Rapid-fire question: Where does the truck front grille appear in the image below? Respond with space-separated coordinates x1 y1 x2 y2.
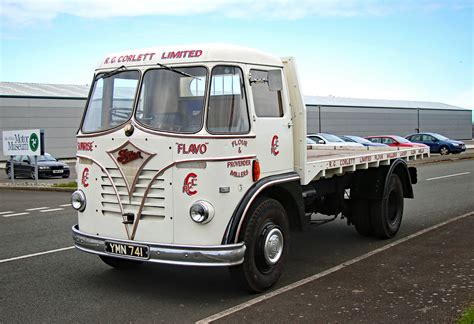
100 168 166 219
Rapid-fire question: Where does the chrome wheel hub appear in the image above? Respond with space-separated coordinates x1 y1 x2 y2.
263 228 284 266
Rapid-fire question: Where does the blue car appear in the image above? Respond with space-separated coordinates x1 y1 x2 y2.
340 135 388 147
405 132 466 155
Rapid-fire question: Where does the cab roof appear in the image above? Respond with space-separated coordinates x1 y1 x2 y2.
96 44 283 70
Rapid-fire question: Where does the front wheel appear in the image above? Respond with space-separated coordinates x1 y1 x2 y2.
99 255 143 269
229 197 289 293
439 146 449 155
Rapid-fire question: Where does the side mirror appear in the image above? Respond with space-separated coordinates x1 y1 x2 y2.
267 70 282 91
318 140 325 144
23 159 30 164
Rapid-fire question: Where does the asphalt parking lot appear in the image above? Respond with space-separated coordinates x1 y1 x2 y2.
0 157 473 323
207 212 473 323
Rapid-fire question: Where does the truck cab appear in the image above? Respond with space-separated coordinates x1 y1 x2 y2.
73 45 297 263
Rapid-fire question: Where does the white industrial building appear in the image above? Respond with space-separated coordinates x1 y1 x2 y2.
0 82 88 161
1 82 472 160
305 96 472 140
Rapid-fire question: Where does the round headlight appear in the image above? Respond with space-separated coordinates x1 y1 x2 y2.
189 201 214 224
71 190 86 212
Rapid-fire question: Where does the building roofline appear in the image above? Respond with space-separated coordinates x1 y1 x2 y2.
0 94 87 100
304 95 470 111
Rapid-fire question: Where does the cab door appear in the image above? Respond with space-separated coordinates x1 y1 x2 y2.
248 68 293 177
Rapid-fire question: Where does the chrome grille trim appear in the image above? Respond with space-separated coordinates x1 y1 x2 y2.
100 167 166 220
76 154 131 239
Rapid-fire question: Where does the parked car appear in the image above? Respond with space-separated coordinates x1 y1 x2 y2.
340 135 389 147
365 135 427 148
6 153 70 179
307 133 364 147
405 132 466 155
306 137 317 149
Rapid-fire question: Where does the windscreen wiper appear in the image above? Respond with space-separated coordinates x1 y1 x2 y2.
156 62 200 80
94 65 127 81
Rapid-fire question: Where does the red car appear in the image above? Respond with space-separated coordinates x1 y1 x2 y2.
365 135 428 148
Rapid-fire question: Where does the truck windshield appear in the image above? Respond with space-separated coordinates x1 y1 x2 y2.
82 70 140 133
136 67 207 133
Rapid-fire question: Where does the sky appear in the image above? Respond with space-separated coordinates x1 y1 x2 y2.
0 0 473 114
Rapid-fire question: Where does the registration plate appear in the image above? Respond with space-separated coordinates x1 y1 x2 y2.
53 170 63 174
105 241 149 259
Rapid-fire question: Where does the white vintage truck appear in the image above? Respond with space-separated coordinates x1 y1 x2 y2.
71 44 429 292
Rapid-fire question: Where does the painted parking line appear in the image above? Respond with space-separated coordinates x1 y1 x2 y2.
196 211 474 324
39 208 64 213
426 172 470 181
0 211 14 215
3 212 30 218
59 204 71 207
0 246 75 264
26 207 50 211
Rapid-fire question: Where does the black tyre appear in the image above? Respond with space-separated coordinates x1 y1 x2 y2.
439 146 449 155
30 169 35 179
6 167 13 179
229 197 289 293
351 199 372 237
99 255 143 269
370 174 404 239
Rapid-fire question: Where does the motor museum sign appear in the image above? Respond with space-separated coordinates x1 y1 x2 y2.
2 129 43 156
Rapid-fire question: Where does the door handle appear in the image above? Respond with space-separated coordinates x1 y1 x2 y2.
287 121 294 128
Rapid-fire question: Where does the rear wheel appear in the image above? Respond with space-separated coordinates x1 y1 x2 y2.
99 255 143 269
30 169 36 179
351 199 372 236
229 197 289 293
6 167 14 179
370 174 404 239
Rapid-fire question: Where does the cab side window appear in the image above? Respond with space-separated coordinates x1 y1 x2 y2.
250 69 283 117
207 66 250 134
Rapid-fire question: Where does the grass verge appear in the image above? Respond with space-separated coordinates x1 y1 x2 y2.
52 181 77 189
458 304 474 324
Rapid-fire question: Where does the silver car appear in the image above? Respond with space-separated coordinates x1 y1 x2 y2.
307 133 364 147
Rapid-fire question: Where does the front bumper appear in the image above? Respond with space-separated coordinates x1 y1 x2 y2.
450 145 466 153
72 225 245 267
39 169 70 178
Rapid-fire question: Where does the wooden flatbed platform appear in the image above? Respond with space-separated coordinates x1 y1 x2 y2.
302 145 430 184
